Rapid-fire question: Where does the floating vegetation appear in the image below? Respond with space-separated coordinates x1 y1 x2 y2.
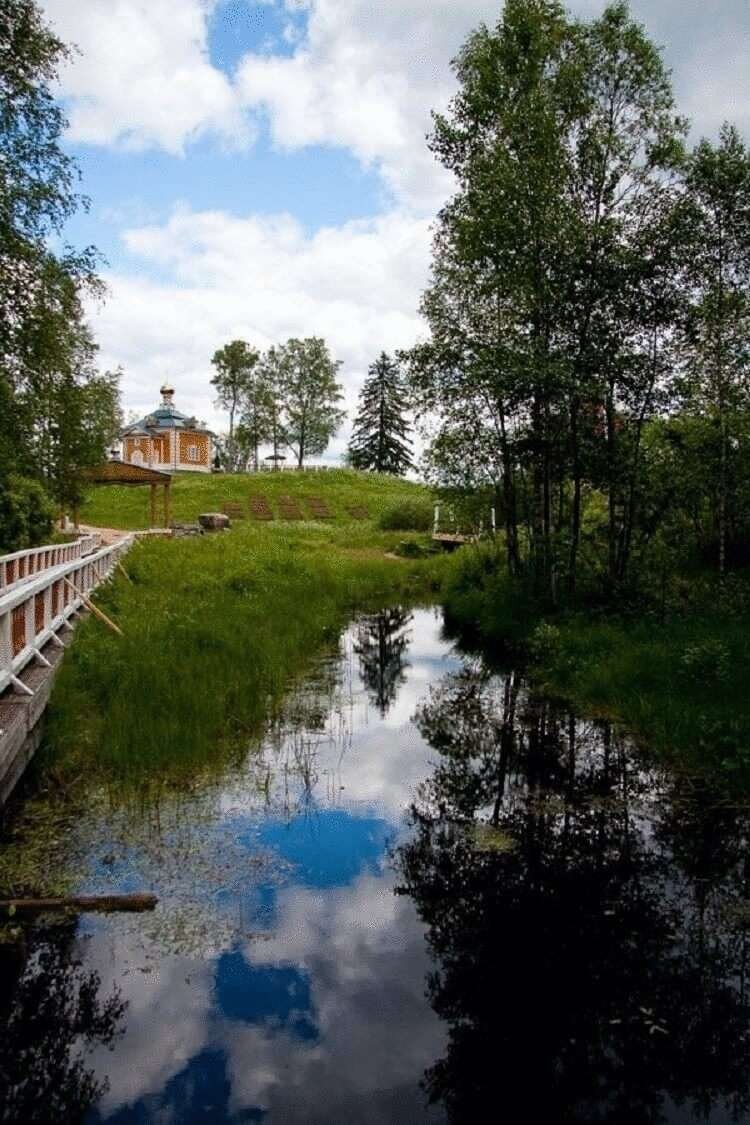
470 822 515 854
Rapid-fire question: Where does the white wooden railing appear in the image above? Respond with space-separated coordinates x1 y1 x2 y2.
0 537 133 697
0 533 102 596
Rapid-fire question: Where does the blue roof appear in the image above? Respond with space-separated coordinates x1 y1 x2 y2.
122 400 214 436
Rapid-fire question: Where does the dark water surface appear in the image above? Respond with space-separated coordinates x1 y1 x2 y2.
2 607 750 1123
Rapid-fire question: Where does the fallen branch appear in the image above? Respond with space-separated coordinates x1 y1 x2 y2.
0 893 158 916
63 577 123 637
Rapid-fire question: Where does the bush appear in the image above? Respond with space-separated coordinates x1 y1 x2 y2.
0 475 55 552
378 499 433 532
394 538 433 559
679 639 731 685
528 621 563 664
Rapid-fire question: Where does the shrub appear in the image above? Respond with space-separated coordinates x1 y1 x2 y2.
679 639 731 685
528 621 563 664
395 538 432 559
0 475 55 552
378 499 433 532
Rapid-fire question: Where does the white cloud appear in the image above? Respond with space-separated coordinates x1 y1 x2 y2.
41 0 498 207
235 0 498 212
222 870 446 1122
84 930 214 1114
89 204 432 444
40 0 247 153
40 0 750 198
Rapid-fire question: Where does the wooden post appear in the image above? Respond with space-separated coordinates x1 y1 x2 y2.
150 483 156 528
63 577 123 637
164 480 171 528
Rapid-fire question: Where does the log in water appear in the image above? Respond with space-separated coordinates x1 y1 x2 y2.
0 893 158 915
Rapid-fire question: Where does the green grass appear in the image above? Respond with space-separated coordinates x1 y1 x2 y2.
43 490 449 786
529 613 750 768
441 542 750 778
79 468 430 530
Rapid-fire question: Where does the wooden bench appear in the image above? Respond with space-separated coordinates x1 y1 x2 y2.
307 496 333 519
346 505 369 520
249 496 274 521
278 495 304 520
221 502 244 520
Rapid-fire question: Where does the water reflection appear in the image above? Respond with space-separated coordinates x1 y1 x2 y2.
0 922 125 1122
1 608 453 1124
2 612 750 1123
397 660 750 1124
354 608 414 716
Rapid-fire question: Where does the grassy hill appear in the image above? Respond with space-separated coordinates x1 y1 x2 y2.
80 468 431 531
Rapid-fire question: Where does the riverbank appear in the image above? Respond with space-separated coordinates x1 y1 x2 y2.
441 544 750 777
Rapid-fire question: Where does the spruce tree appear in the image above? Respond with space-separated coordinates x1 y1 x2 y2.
348 352 413 474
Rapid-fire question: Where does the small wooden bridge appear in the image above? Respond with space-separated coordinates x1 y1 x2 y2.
431 504 496 549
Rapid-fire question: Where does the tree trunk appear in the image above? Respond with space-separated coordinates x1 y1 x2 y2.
498 406 520 576
569 396 582 599
605 380 618 588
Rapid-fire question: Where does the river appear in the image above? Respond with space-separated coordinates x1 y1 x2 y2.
1 607 750 1123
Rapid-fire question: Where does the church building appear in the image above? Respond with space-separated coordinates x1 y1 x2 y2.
121 385 214 473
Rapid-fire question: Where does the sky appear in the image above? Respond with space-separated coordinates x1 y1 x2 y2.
40 0 750 459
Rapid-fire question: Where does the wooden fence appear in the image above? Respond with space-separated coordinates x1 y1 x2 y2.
0 536 132 697
0 533 102 596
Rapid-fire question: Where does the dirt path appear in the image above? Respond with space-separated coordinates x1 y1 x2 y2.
77 523 132 546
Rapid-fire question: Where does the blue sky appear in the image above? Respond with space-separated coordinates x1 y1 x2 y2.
40 0 750 455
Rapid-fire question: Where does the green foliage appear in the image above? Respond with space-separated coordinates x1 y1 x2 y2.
394 538 433 559
211 339 261 467
407 0 704 596
348 352 413 475
274 337 346 467
0 0 116 541
678 639 731 686
528 621 562 665
378 498 433 531
0 474 54 551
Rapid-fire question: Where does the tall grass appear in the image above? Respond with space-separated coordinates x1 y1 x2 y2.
42 520 448 784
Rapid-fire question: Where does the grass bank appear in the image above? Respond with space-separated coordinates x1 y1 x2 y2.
79 468 429 530
43 495 447 785
441 542 750 775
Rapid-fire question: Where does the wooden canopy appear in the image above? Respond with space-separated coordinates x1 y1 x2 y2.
80 460 172 528
81 461 172 485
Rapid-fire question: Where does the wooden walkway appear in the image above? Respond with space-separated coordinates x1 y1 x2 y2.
432 532 477 548
0 626 74 807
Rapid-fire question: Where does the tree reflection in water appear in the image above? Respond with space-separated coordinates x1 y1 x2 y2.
397 661 750 1123
354 608 413 717
0 922 125 1123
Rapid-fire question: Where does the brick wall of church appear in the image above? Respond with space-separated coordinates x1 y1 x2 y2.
178 431 210 469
